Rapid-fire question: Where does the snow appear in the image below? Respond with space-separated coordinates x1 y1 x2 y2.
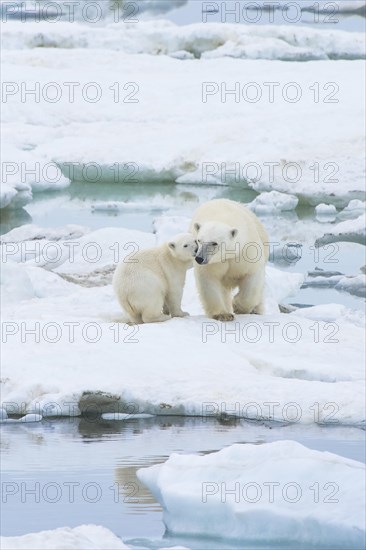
0 179 32 210
1 224 89 243
0 224 364 425
169 50 195 60
0 525 129 550
2 20 365 60
1 21 364 209
153 216 191 243
0 226 155 272
264 265 304 311
1 143 70 208
292 303 366 327
342 199 366 213
137 440 366 547
0 409 43 424
334 274 366 297
248 190 298 214
316 213 366 246
303 269 366 298
315 203 337 216
0 261 75 304
1 4 364 546
0 184 18 210
333 214 366 235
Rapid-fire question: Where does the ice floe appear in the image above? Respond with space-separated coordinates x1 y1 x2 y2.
138 440 366 548
248 190 299 214
0 525 129 550
2 20 365 60
1 21 364 209
0 225 364 425
316 214 366 246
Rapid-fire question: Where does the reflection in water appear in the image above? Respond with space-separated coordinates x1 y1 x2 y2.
21 181 257 234
114 461 163 514
1 415 365 545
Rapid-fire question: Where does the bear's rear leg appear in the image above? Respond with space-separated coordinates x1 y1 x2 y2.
142 300 171 323
142 313 171 324
127 314 142 325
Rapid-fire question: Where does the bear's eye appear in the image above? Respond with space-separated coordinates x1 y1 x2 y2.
212 242 218 247
184 244 188 248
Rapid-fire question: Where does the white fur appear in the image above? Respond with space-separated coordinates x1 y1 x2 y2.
113 233 197 324
191 199 269 321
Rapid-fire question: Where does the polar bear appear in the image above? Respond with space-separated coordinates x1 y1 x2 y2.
113 233 198 324
190 199 269 322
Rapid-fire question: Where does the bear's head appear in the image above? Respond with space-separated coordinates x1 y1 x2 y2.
168 233 199 262
193 222 238 265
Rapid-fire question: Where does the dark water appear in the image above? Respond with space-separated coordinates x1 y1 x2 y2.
1 416 365 547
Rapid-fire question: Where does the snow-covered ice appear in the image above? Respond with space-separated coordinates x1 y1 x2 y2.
303 272 366 297
332 214 366 236
334 274 366 297
2 19 365 60
1 224 89 243
316 213 366 246
342 199 366 214
0 184 18 210
138 440 366 547
1 143 70 208
1 2 365 547
0 408 43 423
153 216 191 243
0 224 364 425
291 303 365 327
315 203 338 216
1 20 365 209
248 190 298 214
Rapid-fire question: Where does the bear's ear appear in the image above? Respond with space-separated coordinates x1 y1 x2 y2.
230 228 238 239
193 223 201 233
168 242 176 250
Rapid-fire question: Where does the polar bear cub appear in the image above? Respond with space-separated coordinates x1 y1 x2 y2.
113 233 198 324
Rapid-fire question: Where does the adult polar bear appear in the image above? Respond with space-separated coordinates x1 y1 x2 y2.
191 199 269 322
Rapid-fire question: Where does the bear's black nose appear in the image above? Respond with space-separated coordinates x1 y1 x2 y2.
195 256 205 264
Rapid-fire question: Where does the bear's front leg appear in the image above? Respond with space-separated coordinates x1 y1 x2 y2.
233 271 265 314
195 268 234 322
165 288 189 318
